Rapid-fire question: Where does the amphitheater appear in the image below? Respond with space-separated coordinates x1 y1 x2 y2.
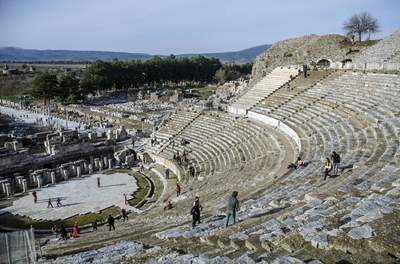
35 30 400 263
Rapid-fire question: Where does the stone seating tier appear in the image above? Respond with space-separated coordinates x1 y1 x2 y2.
353 30 400 63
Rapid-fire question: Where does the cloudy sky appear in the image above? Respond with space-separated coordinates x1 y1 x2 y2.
0 0 399 54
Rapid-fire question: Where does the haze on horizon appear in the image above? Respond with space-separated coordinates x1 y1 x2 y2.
0 0 399 55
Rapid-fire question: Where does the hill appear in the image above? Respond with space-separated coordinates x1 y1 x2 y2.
180 44 272 63
0 47 153 62
251 34 373 81
0 45 271 63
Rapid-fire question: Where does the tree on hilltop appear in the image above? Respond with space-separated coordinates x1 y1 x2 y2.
343 12 380 41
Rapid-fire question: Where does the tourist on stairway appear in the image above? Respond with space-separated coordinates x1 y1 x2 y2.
225 191 240 228
331 151 341 176
51 225 59 239
193 196 203 224
108 214 116 231
190 202 201 228
121 208 128 221
176 182 181 196
324 157 332 180
72 223 81 238
92 220 98 231
60 224 68 240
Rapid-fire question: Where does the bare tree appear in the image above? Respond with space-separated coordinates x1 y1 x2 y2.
343 12 380 41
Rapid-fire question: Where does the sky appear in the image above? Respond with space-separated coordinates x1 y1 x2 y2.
0 0 399 54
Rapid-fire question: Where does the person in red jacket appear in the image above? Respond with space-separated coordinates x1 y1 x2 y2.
71 223 80 238
176 182 181 197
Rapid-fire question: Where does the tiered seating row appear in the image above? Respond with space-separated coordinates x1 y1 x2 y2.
228 66 299 115
153 112 287 182
251 71 400 199
353 30 400 63
155 110 200 139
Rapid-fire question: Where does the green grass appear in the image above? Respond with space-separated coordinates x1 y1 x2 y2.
128 171 150 207
189 86 217 100
143 169 167 202
0 206 121 230
0 169 151 230
339 39 380 49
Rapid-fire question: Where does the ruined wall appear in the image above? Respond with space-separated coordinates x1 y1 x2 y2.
251 34 367 82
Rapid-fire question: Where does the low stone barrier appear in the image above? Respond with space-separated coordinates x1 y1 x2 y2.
247 111 301 154
147 153 185 182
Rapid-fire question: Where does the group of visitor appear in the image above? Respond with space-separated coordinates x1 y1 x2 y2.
323 151 341 180
287 151 343 181
173 149 190 167
189 191 240 229
47 197 62 208
52 223 80 240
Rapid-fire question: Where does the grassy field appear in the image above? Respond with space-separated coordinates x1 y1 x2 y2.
189 86 217 100
0 169 151 230
128 171 150 207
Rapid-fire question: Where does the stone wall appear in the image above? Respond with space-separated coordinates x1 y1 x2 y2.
251 34 368 82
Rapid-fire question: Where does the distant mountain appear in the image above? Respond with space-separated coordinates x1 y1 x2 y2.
180 44 272 63
0 47 152 62
0 44 271 63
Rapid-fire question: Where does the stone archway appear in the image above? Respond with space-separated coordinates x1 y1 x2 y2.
316 58 331 68
341 59 352 67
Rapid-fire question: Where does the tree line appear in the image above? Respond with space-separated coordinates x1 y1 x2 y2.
30 55 252 103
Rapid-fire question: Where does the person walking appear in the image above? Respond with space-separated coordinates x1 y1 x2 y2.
331 151 341 176
60 224 68 240
193 196 203 224
225 191 239 228
303 64 308 78
190 203 201 228
71 223 80 238
47 198 54 208
92 221 98 231
121 208 128 222
32 191 37 203
56 197 62 207
124 194 128 205
107 214 115 231
51 225 59 239
324 157 332 180
176 182 181 197
97 177 101 188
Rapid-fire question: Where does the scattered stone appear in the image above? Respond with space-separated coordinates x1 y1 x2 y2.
348 224 374 240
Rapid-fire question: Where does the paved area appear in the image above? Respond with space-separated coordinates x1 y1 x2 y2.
0 173 138 221
0 105 83 131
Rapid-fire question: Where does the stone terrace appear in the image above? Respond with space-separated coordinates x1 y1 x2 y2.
353 30 400 64
228 66 300 115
